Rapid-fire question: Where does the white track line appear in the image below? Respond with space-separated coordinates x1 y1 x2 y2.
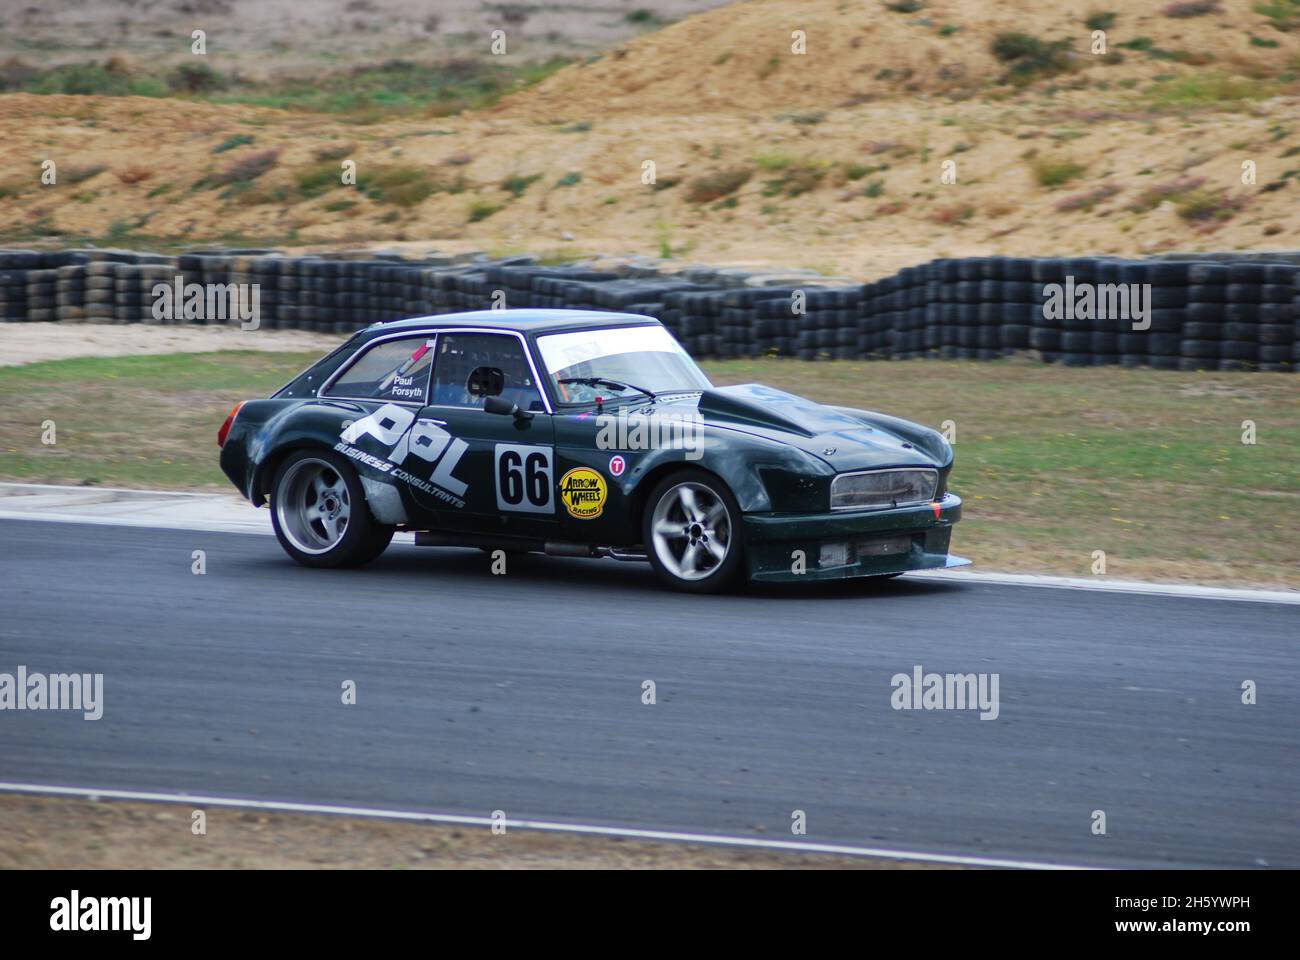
908 569 1300 604
0 781 1093 871
0 509 274 536
0 481 213 499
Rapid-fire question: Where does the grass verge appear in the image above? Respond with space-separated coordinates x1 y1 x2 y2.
0 351 312 489
3 58 574 120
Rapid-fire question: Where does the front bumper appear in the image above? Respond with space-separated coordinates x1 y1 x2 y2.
742 493 967 582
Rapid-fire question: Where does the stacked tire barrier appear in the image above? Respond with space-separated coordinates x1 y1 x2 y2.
1 248 1297 372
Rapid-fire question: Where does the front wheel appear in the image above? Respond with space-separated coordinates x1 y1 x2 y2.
642 469 745 593
270 450 394 568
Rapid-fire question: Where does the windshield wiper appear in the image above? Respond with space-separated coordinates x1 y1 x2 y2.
559 376 657 400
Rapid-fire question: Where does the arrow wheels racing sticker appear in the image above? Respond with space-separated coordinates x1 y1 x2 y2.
559 467 607 519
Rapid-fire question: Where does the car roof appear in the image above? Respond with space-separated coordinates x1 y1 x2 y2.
370 309 661 336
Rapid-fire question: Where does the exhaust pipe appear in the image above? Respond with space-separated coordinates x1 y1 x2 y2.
543 542 598 557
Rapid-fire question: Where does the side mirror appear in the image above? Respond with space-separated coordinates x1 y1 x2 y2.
466 366 505 398
484 395 533 421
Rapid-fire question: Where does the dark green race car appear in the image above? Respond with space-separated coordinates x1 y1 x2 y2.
218 309 967 592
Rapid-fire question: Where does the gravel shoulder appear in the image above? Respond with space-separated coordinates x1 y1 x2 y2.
0 323 345 368
0 793 939 870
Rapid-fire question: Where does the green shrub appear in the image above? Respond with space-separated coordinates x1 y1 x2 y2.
1149 73 1268 107
762 161 825 197
211 150 278 186
501 173 541 198
212 134 254 154
1172 188 1245 221
18 62 165 96
468 199 504 222
294 162 344 198
754 152 794 171
1254 0 1300 31
6 56 573 120
1162 1 1221 16
1129 175 1206 211
357 165 439 207
991 33 1074 84
686 168 751 203
168 62 227 93
1032 157 1086 187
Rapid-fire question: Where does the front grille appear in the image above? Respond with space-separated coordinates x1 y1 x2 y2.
829 468 938 511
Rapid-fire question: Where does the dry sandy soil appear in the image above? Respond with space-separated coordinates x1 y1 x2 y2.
0 793 941 869
0 322 342 366
2 0 1299 278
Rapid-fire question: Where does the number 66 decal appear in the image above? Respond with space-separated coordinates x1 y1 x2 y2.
494 443 553 513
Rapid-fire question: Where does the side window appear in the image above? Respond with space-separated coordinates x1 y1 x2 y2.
430 333 544 411
323 337 434 404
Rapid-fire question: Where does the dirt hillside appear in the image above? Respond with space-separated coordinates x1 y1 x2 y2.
495 0 1300 117
2 0 1299 279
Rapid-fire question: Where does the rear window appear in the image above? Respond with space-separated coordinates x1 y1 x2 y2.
322 337 434 404
272 337 360 399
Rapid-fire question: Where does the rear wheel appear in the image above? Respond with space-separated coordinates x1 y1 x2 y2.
271 450 393 568
643 469 744 593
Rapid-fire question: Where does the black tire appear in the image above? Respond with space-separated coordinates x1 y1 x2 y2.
1188 263 1229 285
270 449 394 568
1180 339 1221 359
642 468 745 594
1029 328 1060 350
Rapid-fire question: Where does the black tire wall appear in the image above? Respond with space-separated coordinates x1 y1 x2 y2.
2 248 1297 372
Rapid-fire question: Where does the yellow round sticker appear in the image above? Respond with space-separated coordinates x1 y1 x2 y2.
559 467 607 519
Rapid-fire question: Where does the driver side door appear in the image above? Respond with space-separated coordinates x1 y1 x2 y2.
406 330 557 538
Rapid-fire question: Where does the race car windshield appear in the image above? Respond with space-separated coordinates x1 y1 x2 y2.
537 325 711 404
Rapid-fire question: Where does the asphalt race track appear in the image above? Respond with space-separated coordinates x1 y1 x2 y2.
1 518 1296 868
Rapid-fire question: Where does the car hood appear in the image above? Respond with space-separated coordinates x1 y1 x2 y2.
655 383 944 472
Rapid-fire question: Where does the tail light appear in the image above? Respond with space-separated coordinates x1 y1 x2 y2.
217 402 246 449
